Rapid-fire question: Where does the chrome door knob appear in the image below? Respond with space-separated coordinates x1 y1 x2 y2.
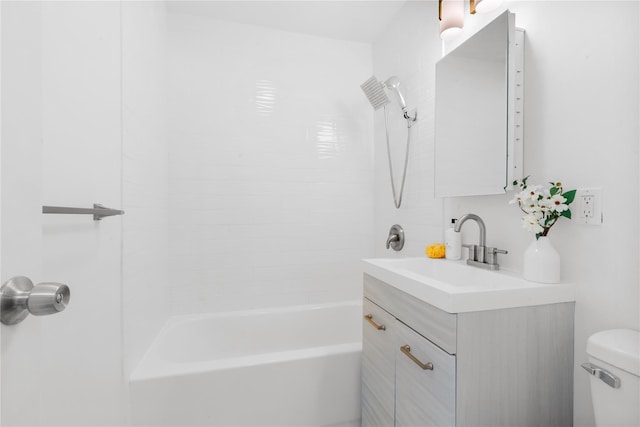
0 276 70 325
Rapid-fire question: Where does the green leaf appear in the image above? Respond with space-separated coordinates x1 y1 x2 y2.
563 189 577 204
550 187 559 196
561 209 572 219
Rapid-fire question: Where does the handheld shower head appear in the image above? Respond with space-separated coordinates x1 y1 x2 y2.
360 75 416 122
382 76 408 112
360 75 418 210
383 76 401 89
360 76 390 110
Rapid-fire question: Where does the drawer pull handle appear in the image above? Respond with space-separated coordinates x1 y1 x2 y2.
364 314 386 330
400 345 434 370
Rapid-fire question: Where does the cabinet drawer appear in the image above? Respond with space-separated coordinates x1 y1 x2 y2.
395 321 456 427
364 273 457 354
362 299 395 427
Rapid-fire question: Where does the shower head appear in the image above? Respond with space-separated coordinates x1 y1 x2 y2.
360 76 390 110
361 75 415 122
383 76 401 90
382 76 408 112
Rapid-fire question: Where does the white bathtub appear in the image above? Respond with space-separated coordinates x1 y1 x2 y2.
129 301 362 426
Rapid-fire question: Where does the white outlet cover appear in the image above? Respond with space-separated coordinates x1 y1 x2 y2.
575 187 603 225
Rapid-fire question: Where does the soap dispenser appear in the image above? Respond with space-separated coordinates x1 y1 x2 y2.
445 218 461 260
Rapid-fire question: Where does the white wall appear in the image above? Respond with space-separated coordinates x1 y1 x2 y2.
373 0 443 257
121 0 169 381
374 1 639 426
2 2 126 425
166 12 375 314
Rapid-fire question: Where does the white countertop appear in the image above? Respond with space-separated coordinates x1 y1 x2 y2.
362 257 575 314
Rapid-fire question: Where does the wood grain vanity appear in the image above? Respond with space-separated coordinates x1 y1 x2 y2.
362 273 574 427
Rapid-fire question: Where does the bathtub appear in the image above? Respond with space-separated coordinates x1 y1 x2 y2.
129 301 362 426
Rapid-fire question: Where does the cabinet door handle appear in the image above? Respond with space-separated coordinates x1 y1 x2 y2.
364 314 386 330
400 345 434 370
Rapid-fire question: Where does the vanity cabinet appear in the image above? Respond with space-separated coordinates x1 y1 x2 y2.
362 299 395 426
395 321 456 426
362 273 574 427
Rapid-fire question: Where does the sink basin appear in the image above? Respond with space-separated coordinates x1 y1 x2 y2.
362 257 575 313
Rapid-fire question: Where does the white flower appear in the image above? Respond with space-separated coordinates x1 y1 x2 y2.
524 185 543 199
509 189 529 205
531 209 544 221
548 194 568 212
510 178 574 237
537 197 552 212
521 214 545 234
521 199 542 214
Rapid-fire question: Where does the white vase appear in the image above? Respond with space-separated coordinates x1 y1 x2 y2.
523 236 560 284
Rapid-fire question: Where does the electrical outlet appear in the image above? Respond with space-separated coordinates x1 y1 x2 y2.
575 188 603 225
582 195 595 218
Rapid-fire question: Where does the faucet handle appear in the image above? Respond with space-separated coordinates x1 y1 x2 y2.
386 234 399 250
486 247 508 265
489 248 508 255
462 244 477 261
386 224 405 251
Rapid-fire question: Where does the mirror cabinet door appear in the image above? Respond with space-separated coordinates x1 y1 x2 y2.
435 11 521 198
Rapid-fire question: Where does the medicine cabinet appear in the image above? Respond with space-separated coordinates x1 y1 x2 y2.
434 11 524 197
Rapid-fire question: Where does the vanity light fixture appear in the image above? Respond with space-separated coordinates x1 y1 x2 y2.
439 0 464 40
439 0 504 39
470 0 504 14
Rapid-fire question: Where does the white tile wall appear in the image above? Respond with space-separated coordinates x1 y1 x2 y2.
375 2 640 426
121 1 170 380
373 0 444 258
166 12 374 314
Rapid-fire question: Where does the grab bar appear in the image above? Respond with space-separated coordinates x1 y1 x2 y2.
43 204 124 221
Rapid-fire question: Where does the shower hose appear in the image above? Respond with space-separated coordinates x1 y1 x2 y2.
383 106 415 209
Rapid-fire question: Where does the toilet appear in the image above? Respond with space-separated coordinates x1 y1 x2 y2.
583 329 640 426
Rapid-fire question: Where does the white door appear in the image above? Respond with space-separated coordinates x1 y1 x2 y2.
1 2 125 426
2 2 46 424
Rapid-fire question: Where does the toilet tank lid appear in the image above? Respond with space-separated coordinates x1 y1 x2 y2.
587 329 640 376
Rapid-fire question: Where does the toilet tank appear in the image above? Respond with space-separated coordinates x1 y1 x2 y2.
585 329 640 427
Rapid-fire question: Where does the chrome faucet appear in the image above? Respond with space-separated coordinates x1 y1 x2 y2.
455 213 486 262
454 213 507 270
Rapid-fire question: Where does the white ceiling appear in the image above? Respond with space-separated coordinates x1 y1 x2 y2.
165 0 409 43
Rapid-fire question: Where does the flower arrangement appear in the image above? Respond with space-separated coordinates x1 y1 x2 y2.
510 176 576 239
